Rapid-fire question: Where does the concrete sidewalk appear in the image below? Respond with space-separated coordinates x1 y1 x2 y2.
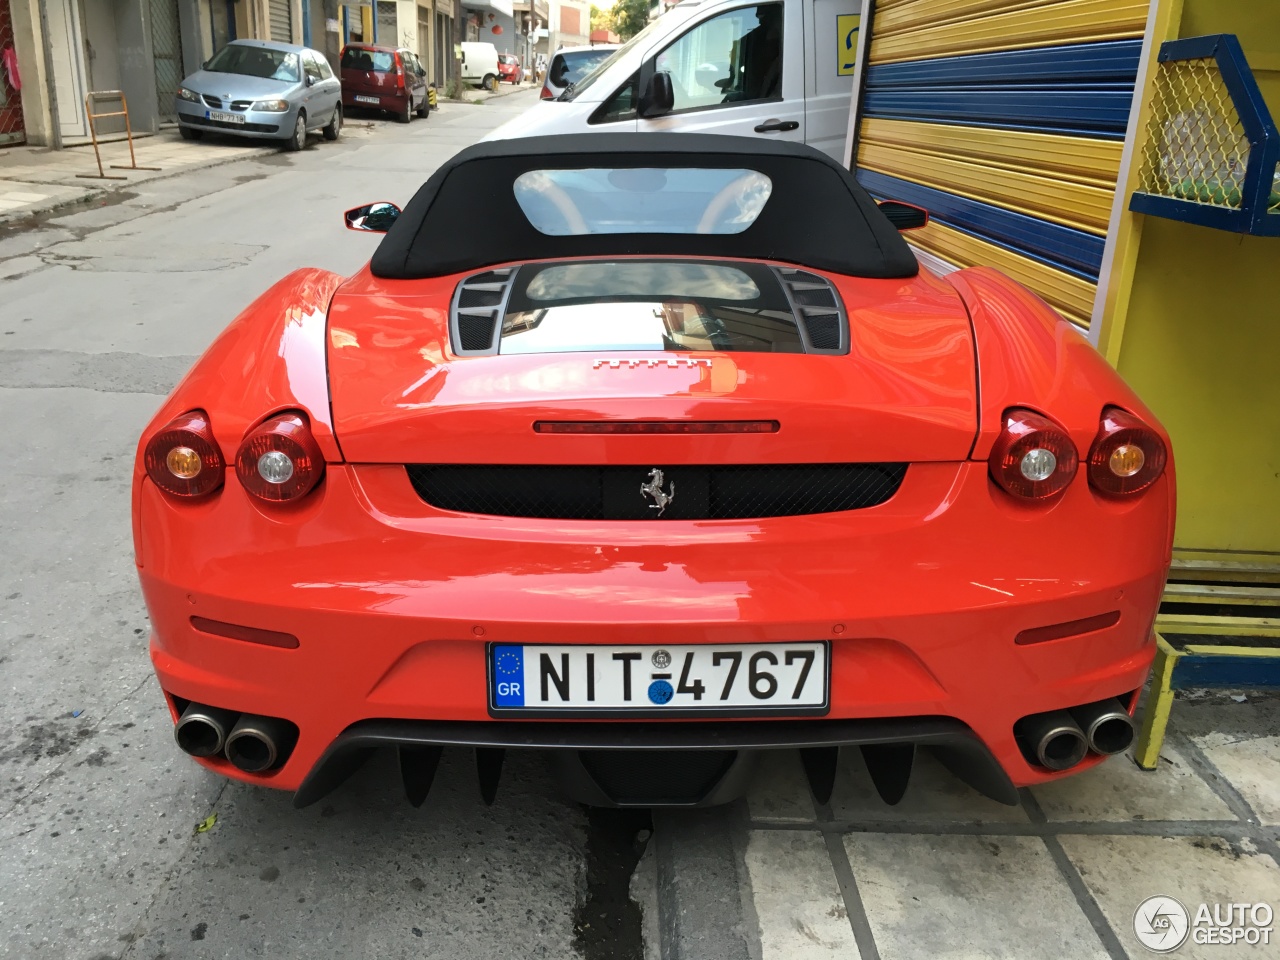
0 101 475 225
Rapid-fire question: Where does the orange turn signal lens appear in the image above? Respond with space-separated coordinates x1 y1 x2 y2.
166 446 203 479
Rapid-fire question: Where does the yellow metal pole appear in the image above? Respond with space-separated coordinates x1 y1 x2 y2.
1135 633 1180 770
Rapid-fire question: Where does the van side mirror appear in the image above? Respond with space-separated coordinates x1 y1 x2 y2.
344 201 402 233
640 72 674 118
877 200 929 231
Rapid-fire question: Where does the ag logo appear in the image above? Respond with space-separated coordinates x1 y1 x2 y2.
1134 896 1190 953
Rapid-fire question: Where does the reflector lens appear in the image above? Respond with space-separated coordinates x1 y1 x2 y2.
1019 448 1058 482
236 413 325 502
988 409 1078 500
1087 407 1167 496
257 450 295 484
144 411 225 498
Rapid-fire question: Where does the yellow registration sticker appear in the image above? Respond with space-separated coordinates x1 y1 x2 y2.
837 14 861 77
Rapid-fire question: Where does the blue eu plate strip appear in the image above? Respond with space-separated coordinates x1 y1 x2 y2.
491 645 525 707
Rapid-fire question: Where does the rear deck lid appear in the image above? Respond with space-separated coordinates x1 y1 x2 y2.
326 260 977 465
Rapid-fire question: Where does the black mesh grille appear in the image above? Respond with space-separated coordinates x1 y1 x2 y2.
791 287 837 307
458 287 504 308
803 313 841 350
579 750 736 804
405 463 907 520
457 312 497 351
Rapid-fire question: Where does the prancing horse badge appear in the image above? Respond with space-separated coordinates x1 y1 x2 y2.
640 468 676 516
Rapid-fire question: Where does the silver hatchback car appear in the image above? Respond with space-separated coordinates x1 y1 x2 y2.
175 40 343 151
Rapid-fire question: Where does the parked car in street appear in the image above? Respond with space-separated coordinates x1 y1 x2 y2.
494 0 858 160
340 43 430 123
541 44 619 100
175 39 342 151
137 134 1173 812
460 41 501 91
497 53 524 85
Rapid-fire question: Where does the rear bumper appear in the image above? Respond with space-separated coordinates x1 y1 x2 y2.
343 91 408 110
138 459 1172 802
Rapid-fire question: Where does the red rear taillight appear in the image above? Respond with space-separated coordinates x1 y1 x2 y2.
394 52 405 89
988 408 1079 500
144 411 225 498
1087 406 1167 497
235 413 325 503
540 83 554 100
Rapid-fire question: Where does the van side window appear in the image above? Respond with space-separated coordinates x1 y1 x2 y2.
590 73 639 124
653 3 783 113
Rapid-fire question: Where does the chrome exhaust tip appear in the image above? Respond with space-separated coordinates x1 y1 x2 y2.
225 714 298 773
1071 698 1136 756
1015 710 1088 771
174 704 239 758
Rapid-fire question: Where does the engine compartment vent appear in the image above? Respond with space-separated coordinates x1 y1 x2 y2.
775 269 849 355
451 269 516 355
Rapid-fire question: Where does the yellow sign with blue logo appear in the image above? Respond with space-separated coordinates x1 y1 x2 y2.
837 14 861 77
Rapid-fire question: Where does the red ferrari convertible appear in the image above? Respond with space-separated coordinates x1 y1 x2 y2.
134 135 1174 809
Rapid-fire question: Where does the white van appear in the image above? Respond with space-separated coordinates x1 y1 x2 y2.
486 0 860 160
460 41 501 91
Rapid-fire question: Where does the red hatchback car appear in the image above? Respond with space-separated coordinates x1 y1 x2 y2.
339 43 430 122
497 53 523 85
136 135 1173 811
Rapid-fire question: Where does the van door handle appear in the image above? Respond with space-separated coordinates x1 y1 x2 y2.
754 119 799 133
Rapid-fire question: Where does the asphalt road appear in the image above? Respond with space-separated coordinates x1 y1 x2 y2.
4 87 1279 960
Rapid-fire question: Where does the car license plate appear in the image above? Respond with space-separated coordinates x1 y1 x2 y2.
489 642 828 715
354 95 380 104
208 110 244 124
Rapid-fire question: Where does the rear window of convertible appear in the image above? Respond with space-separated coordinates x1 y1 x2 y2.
497 259 805 354
513 168 772 236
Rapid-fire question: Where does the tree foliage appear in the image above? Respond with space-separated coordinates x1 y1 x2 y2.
610 0 650 40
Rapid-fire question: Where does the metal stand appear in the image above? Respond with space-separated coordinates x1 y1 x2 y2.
76 90 161 180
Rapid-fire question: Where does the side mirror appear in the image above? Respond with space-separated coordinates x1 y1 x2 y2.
877 200 929 231
344 201 402 233
640 71 674 118
305 74 316 87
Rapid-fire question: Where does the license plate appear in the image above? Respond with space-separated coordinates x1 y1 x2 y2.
208 110 244 124
489 642 828 715
354 95 380 104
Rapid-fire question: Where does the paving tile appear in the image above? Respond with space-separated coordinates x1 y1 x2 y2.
1031 743 1236 822
1191 732 1280 825
747 751 817 822
828 747 1030 823
0 199 32 210
1061 834 1280 959
847 834 1108 960
745 830 861 959
0 191 48 202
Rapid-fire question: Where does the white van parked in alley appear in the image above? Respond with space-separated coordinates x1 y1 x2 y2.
460 41 501 91
486 0 861 160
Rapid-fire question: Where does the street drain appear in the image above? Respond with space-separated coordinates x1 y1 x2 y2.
573 807 652 960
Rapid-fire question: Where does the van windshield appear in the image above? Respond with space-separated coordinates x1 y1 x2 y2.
562 20 666 100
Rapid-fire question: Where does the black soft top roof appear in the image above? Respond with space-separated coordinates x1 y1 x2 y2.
370 133 918 280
